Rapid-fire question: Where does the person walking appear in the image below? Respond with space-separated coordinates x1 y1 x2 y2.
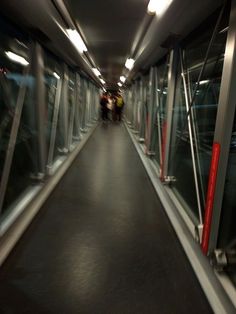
114 92 125 121
100 92 109 121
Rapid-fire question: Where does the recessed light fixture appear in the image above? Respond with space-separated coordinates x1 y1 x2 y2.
5 51 29 66
118 82 122 87
53 72 60 80
93 68 101 77
125 58 135 70
120 76 126 83
199 80 210 85
147 0 173 16
66 29 87 53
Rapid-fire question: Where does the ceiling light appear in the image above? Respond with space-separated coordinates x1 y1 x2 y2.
66 29 87 53
100 79 105 84
199 80 210 85
147 0 173 16
5 51 29 66
147 0 157 14
118 82 122 87
120 76 126 83
125 58 135 70
93 68 101 77
53 72 60 80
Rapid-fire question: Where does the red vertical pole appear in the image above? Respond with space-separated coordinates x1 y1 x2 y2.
201 142 221 255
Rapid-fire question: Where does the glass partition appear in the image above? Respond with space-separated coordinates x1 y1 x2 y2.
44 50 62 166
0 16 34 215
151 57 169 166
169 12 228 223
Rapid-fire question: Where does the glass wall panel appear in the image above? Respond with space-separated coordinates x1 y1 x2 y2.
151 56 169 166
0 16 36 215
44 50 62 165
169 11 228 223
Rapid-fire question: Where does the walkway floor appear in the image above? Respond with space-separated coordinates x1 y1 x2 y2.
0 123 213 313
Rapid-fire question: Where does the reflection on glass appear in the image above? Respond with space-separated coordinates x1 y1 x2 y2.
151 57 169 166
2 79 37 213
169 14 228 222
0 16 35 215
44 51 63 162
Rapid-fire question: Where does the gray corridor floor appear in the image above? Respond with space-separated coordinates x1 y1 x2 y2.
0 123 213 314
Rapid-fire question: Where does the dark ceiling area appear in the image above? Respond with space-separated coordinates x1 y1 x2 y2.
64 0 149 89
0 0 224 91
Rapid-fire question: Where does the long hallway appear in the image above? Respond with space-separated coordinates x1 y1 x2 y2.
0 123 212 314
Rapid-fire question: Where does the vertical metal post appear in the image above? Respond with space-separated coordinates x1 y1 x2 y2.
138 78 145 141
205 0 236 252
187 67 206 207
74 73 81 140
34 43 47 176
0 65 30 214
155 69 163 166
47 78 62 172
180 51 203 225
67 78 76 150
145 67 156 154
163 48 179 178
149 67 158 154
61 64 69 151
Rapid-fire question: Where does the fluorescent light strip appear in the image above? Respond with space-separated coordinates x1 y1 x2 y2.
147 0 173 15
5 51 29 66
66 29 87 53
100 79 105 84
125 58 135 70
120 76 126 83
118 82 122 87
147 0 157 14
93 68 101 77
199 80 210 85
53 72 60 80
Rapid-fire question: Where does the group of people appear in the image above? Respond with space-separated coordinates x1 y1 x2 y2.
100 92 125 122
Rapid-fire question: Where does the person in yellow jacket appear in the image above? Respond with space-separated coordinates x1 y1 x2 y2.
114 92 125 121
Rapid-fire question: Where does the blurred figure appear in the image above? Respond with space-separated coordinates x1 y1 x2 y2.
114 92 125 121
100 92 109 120
107 94 113 120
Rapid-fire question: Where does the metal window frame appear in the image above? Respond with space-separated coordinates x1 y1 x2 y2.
208 0 236 252
180 50 203 225
145 67 156 154
34 43 47 176
163 48 179 178
61 63 69 151
73 73 81 140
47 78 62 173
67 73 76 150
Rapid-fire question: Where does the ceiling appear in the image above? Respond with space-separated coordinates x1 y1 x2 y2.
0 0 224 91
63 0 149 90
